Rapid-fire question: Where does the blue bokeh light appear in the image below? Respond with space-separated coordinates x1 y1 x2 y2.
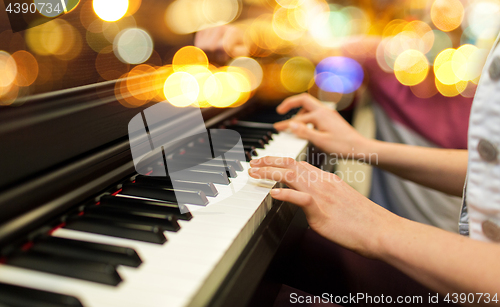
315 57 364 94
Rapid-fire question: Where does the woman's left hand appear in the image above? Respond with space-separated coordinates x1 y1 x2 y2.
249 156 400 258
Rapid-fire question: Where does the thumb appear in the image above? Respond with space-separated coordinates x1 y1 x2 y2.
289 121 325 144
270 188 321 223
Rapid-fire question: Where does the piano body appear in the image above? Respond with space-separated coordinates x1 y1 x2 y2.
0 72 337 307
0 1 336 306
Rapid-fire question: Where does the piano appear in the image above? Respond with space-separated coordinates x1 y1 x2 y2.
0 74 337 306
0 1 339 304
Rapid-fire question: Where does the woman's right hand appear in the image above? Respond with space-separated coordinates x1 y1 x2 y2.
274 93 369 158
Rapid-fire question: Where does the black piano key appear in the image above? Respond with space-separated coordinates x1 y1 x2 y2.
182 150 251 165
151 167 230 185
176 157 243 171
241 138 265 148
99 195 193 220
198 163 237 178
238 133 270 144
167 169 230 185
134 176 219 196
231 121 279 133
7 252 122 286
84 205 181 232
161 162 237 178
32 236 142 268
121 182 209 205
225 125 277 136
64 216 167 244
0 282 83 307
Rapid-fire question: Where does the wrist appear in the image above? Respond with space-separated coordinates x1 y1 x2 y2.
352 137 379 163
375 214 414 261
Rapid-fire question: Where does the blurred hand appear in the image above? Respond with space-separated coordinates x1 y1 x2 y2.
194 25 248 64
274 93 368 157
249 157 397 258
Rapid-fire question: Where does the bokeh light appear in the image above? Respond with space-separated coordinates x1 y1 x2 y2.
315 56 364 94
206 72 243 108
426 30 452 63
228 57 263 91
394 50 429 86
0 51 17 94
431 0 464 32
11 51 38 86
164 72 200 107
114 28 154 64
280 57 315 92
165 0 240 34
172 46 209 71
93 0 129 22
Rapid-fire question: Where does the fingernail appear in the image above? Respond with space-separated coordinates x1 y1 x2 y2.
250 159 259 165
270 189 280 195
290 122 298 130
249 167 260 173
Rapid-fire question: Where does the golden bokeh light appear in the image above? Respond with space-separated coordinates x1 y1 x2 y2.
403 20 434 54
205 72 242 108
394 49 429 86
227 71 252 107
164 71 200 107
452 44 476 81
272 6 305 41
93 0 129 22
191 69 215 108
126 64 157 101
172 46 209 71
0 83 19 106
435 77 467 97
276 0 305 9
0 51 17 94
151 65 174 101
115 73 147 108
26 20 62 56
25 19 81 60
12 51 38 86
280 56 315 92
431 0 464 32
126 0 142 16
165 0 240 34
228 57 263 91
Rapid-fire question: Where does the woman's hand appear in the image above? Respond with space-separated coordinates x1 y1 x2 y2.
275 93 369 158
194 25 248 64
249 156 400 258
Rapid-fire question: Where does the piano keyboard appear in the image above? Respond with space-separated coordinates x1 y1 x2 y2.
0 122 308 307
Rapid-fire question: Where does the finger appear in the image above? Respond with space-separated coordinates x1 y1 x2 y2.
298 160 322 173
204 26 226 52
298 161 325 179
248 166 306 190
273 113 318 131
286 121 327 145
194 30 210 50
270 188 314 208
231 45 249 57
273 120 290 131
276 93 321 114
250 156 296 168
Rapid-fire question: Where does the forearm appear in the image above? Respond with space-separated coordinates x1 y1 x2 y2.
357 139 468 197
379 217 500 306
